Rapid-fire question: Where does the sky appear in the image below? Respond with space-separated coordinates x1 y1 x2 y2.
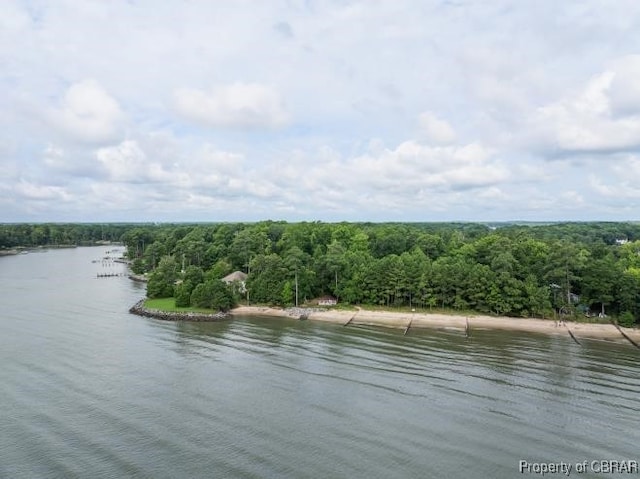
3 0 640 223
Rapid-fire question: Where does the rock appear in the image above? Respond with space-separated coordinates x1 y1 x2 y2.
128 299 230 322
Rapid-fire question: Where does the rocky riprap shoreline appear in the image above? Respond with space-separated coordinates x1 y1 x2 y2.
129 299 229 321
283 307 327 320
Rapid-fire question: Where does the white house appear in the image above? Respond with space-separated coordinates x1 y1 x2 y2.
222 271 248 293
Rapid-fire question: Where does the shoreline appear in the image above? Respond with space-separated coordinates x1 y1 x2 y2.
129 299 229 321
128 298 640 344
231 305 640 343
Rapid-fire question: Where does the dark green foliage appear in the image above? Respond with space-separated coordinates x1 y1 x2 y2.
146 256 179 298
618 311 636 328
183 265 204 286
175 280 194 307
0 223 136 248
190 280 235 311
146 274 174 298
246 254 288 305
127 222 640 317
8 221 637 319
131 258 146 275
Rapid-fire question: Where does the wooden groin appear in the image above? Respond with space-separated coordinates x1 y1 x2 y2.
567 328 581 345
610 319 640 349
403 317 413 336
96 273 126 278
343 308 360 327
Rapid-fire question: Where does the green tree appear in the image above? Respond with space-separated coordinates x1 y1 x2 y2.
284 246 307 306
146 255 179 298
175 280 194 307
325 240 347 299
617 268 640 318
183 265 204 286
523 275 551 318
618 311 636 327
581 255 618 317
229 227 270 273
246 253 288 305
545 241 589 310
282 281 294 306
190 280 235 311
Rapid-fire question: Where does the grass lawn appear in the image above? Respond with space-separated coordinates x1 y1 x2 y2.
143 297 218 314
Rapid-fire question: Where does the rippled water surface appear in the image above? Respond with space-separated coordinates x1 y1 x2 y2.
1 247 639 478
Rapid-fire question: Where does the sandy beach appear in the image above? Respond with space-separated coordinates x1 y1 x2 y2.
231 306 640 344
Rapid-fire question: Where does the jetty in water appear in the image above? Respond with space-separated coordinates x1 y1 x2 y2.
96 273 126 278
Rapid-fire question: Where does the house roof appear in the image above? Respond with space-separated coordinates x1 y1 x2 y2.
222 271 248 282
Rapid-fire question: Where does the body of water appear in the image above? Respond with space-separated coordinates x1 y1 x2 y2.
1 247 639 478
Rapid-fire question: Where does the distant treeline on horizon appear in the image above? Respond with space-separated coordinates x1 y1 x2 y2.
2 221 640 325
2 220 640 247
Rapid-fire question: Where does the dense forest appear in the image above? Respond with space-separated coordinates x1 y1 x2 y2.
2 222 640 325
120 221 640 324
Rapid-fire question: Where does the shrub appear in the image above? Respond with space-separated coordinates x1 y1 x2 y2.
618 311 636 328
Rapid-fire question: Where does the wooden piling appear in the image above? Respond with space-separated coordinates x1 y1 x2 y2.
465 317 470 338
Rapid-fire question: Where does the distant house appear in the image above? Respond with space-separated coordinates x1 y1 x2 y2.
222 271 248 293
317 295 337 306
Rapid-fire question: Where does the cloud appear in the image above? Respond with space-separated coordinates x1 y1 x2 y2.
608 55 640 117
532 56 640 154
43 143 64 168
418 112 457 144
260 139 511 217
173 83 289 129
14 180 72 202
273 21 293 39
4 1 640 221
94 138 255 198
47 80 124 143
1 2 31 32
589 154 640 200
96 140 172 183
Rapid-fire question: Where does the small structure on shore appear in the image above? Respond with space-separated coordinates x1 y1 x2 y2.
317 295 337 306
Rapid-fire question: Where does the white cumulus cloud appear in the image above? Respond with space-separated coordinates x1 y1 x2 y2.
174 83 289 129
96 140 172 183
533 57 640 154
47 80 124 143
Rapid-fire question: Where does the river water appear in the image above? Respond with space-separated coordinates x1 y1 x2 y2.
1 246 639 478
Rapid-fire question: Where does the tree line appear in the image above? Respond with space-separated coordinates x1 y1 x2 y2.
0 223 135 248
115 221 640 325
2 221 638 323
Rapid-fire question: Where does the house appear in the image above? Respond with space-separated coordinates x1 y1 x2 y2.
317 295 337 306
222 271 248 293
